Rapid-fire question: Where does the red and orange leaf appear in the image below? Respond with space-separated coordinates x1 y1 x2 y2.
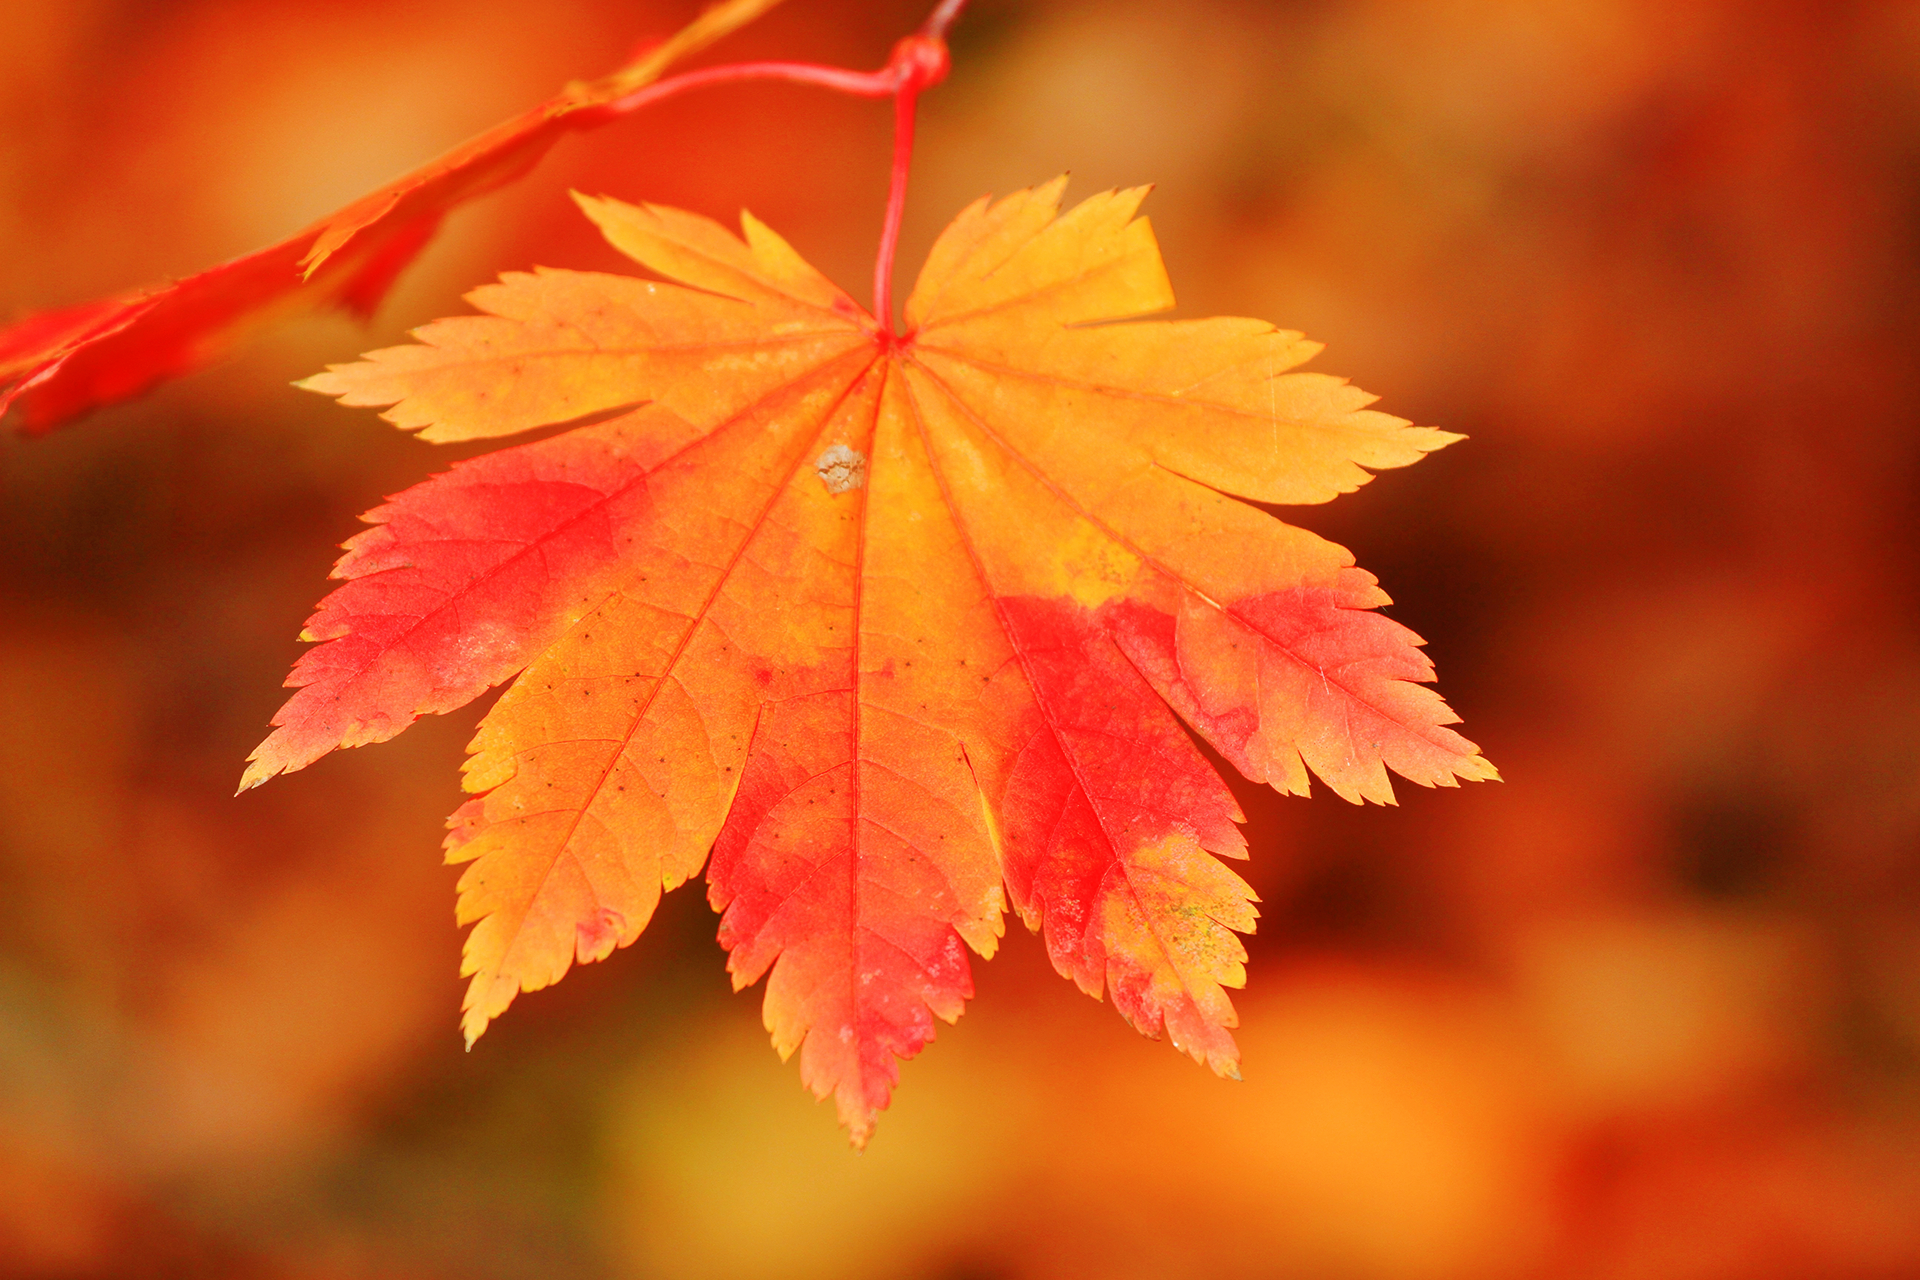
274 177 1493 1143
0 215 441 434
0 0 784 434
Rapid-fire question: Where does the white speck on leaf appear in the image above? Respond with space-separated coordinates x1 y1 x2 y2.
815 444 866 494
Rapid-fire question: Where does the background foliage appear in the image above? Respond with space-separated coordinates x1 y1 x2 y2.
2 0 1918 1276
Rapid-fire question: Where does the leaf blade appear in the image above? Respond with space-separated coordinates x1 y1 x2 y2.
270 180 1492 1143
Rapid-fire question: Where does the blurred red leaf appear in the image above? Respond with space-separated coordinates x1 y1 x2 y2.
0 0 785 434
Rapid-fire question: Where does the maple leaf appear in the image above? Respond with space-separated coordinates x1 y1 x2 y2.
0 0 785 434
249 177 1494 1144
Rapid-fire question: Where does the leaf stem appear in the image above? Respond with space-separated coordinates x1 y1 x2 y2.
874 49 927 335
873 0 968 332
589 0 967 332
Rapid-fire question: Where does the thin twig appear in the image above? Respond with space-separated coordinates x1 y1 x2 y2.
922 0 970 39
602 0 793 97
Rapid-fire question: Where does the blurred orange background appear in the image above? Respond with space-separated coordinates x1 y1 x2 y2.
4 1 1919 1276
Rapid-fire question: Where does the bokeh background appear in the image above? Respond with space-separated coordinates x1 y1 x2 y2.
4 0 1919 1276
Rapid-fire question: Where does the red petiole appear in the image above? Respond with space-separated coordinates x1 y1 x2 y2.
584 0 965 335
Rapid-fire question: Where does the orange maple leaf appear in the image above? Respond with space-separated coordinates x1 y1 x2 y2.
247 177 1495 1144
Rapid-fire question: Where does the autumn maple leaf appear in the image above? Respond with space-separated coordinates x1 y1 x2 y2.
243 177 1494 1144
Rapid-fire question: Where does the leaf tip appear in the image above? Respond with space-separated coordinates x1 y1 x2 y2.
844 1119 874 1151
293 370 344 398
461 1007 493 1051
236 752 281 795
